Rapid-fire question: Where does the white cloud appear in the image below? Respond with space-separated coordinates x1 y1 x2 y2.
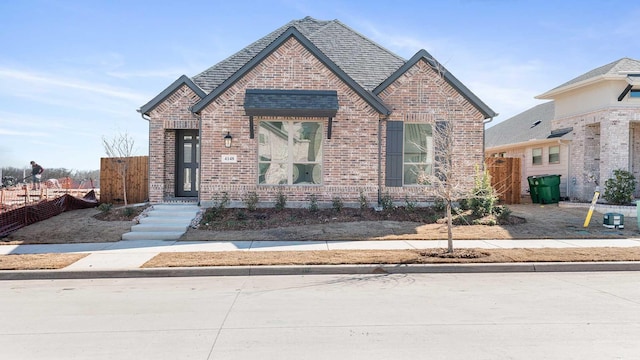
0 128 50 137
0 67 148 103
106 68 189 80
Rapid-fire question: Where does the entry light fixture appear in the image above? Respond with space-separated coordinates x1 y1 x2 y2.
224 132 233 148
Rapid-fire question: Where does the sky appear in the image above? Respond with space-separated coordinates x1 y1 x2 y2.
1 0 638 171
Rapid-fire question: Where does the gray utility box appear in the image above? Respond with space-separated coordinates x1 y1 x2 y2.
603 213 624 229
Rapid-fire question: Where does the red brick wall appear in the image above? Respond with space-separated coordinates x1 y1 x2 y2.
147 86 201 202
377 58 486 197
147 38 486 206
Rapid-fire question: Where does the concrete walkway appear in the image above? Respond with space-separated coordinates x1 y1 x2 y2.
1 238 640 279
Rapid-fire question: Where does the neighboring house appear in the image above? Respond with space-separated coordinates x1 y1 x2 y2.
485 57 640 201
485 101 572 199
139 17 496 207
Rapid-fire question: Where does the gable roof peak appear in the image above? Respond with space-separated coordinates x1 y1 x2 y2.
138 75 206 116
537 57 640 99
374 49 497 119
190 24 391 115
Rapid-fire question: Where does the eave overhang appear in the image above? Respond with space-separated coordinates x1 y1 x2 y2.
138 75 206 116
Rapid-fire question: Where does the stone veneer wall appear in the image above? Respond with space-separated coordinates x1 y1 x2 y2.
553 107 640 201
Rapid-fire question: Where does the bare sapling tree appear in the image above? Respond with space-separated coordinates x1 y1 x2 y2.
102 132 135 206
416 59 488 253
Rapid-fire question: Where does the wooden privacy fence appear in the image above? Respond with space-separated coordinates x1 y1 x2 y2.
100 156 149 204
485 157 521 204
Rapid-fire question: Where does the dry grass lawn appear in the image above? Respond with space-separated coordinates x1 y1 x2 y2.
0 253 87 270
2 203 639 270
142 247 640 268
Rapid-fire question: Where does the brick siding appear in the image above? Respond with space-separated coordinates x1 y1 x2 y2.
147 38 485 207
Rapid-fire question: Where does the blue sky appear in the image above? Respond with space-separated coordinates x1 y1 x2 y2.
1 0 638 171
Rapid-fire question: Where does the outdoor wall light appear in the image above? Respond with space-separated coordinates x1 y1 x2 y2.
224 132 233 148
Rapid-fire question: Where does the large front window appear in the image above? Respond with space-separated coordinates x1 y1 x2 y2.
258 121 323 184
403 123 433 185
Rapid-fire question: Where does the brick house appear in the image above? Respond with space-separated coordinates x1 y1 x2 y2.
485 57 640 201
138 17 496 207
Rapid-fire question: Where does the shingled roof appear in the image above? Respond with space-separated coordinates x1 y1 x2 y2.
192 16 405 93
140 16 496 119
485 101 563 149
537 57 640 99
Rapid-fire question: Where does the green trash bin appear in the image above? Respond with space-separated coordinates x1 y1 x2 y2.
533 174 562 204
527 176 540 203
540 174 561 203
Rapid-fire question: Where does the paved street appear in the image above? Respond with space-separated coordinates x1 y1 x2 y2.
1 272 639 359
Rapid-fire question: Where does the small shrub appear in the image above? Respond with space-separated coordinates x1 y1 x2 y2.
380 192 394 211
98 203 113 213
468 168 499 217
404 196 417 212
603 169 636 205
433 198 446 213
203 208 221 223
332 196 344 212
358 189 369 210
308 194 319 212
458 198 470 211
494 205 512 223
236 210 248 221
122 207 135 217
275 189 287 211
243 191 259 211
216 192 230 211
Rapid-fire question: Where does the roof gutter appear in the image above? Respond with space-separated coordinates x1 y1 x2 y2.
137 109 152 203
137 109 151 121
482 116 494 164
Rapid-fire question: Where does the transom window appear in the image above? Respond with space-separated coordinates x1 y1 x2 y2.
532 148 542 165
549 145 560 164
403 123 433 185
258 121 323 185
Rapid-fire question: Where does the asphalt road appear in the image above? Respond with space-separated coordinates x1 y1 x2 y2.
1 272 639 359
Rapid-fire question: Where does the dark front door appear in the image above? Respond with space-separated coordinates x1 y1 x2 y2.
176 130 199 197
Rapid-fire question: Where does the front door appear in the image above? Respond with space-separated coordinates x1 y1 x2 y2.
176 130 199 197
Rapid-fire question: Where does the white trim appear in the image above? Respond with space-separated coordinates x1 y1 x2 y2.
537 74 628 99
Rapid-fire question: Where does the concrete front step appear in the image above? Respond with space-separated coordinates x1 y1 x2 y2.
139 216 195 224
121 204 201 241
146 210 199 217
151 204 199 212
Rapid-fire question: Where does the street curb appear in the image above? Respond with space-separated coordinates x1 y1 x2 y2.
2 261 640 280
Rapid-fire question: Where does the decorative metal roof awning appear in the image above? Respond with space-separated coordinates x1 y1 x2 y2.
244 89 338 117
244 89 339 139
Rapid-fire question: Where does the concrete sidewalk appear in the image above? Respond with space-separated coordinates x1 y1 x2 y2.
2 238 640 280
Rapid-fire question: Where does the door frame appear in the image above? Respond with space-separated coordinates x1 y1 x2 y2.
176 129 199 197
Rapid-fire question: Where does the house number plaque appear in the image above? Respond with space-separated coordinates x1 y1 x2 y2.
221 154 237 163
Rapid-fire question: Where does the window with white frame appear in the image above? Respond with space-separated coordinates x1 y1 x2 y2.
258 121 323 185
549 145 560 164
403 123 433 185
532 148 542 165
